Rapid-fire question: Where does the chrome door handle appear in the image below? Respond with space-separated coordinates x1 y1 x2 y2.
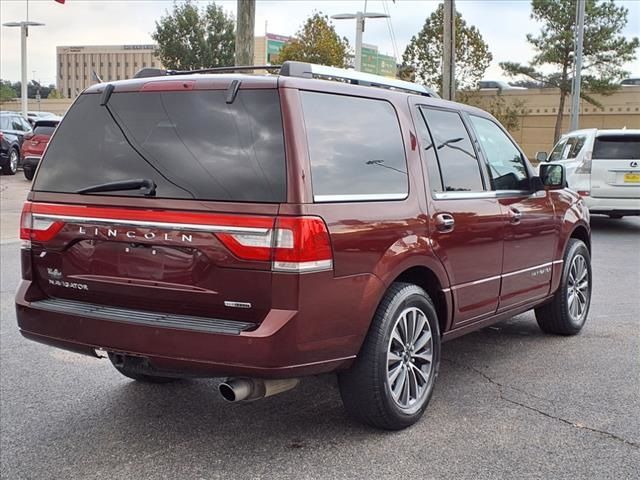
435 213 455 232
509 208 522 224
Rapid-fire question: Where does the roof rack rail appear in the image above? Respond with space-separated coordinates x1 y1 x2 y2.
133 65 281 79
279 61 439 98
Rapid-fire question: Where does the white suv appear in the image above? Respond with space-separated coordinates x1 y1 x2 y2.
537 129 640 219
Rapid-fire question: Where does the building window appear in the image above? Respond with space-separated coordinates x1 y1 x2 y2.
134 62 138 67
117 62 121 67
67 75 71 80
100 62 104 68
108 62 112 68
75 62 79 67
117 75 120 80
125 62 129 67
91 62 95 67
83 62 87 67
151 62 156 67
142 62 147 68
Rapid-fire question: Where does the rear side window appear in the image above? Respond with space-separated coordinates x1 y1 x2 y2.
300 91 408 202
419 107 484 192
549 135 587 161
34 90 286 202
593 135 640 160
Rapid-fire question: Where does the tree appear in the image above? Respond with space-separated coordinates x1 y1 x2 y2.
0 80 16 102
459 90 528 132
278 13 350 67
152 0 235 70
501 0 639 142
402 4 492 92
47 88 64 99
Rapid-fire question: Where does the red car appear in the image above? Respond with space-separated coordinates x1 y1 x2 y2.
20 118 59 180
16 62 591 430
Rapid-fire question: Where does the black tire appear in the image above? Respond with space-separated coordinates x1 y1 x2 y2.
608 214 623 219
2 149 19 175
535 239 591 335
108 352 178 384
338 283 440 430
23 166 35 181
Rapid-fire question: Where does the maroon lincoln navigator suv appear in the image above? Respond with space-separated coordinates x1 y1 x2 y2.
16 61 591 430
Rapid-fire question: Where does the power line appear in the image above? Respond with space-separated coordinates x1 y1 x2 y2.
382 0 400 61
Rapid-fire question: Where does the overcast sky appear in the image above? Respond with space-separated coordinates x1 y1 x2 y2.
1 0 638 86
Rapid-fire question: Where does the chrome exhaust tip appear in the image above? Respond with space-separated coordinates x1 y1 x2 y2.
219 378 300 402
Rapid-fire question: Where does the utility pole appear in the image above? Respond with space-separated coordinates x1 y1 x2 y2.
442 0 456 100
570 0 585 131
235 0 256 66
331 12 389 71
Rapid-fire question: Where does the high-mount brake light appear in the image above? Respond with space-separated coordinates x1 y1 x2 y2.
20 202 65 246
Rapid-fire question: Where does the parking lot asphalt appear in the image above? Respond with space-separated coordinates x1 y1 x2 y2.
1 174 638 479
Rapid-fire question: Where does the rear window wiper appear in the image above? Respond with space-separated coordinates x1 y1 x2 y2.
76 178 157 196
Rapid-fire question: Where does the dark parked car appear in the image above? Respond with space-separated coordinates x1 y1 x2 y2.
16 62 591 430
20 118 60 180
0 111 32 175
27 111 60 126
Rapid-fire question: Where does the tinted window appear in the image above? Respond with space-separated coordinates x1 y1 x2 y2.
415 108 444 192
301 91 407 201
0 116 9 130
593 135 640 160
34 90 286 202
420 107 484 192
549 135 586 161
469 115 528 190
33 126 56 136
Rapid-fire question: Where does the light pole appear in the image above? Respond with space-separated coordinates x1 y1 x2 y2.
2 21 45 119
331 12 389 71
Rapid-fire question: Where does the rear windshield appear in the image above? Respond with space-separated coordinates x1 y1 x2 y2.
593 135 640 160
33 126 55 136
33 89 286 202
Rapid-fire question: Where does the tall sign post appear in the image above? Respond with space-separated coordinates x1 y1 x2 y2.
331 12 390 72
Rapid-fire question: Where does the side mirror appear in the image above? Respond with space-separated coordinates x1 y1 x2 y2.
539 164 566 189
535 151 548 163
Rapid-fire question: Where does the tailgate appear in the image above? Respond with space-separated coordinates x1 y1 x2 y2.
24 200 279 324
590 134 640 199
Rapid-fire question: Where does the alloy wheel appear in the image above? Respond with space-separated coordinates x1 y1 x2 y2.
9 150 18 174
386 307 433 413
567 254 589 323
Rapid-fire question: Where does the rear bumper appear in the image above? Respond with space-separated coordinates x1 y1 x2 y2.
15 274 384 378
22 156 40 170
584 195 640 216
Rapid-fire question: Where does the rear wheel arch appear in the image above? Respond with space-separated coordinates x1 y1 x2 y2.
386 265 449 336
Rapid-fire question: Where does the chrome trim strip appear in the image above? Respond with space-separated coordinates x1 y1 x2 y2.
607 168 640 172
444 260 562 293
451 274 501 291
314 193 408 203
433 190 531 201
502 262 553 278
31 214 270 235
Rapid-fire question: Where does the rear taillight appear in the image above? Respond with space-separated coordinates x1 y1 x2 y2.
20 202 65 247
217 216 333 273
574 151 592 174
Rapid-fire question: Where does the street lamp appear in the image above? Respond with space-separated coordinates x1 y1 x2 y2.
2 21 45 119
331 12 389 71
